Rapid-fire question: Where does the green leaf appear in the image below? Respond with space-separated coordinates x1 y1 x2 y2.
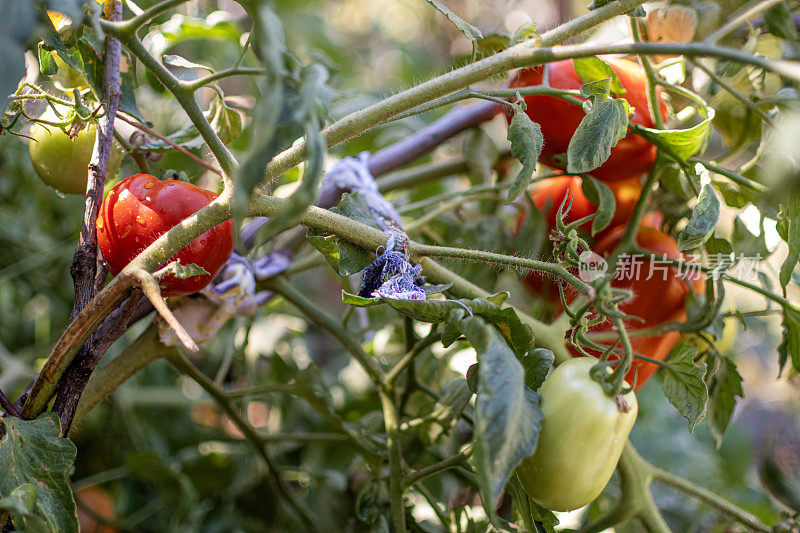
778 305 800 375
732 216 769 257
74 39 143 121
677 184 720 250
581 176 615 234
505 105 543 204
521 348 553 391
566 98 629 174
777 196 800 291
573 57 625 96
38 44 58 76
662 344 708 432
308 192 382 276
208 96 243 145
0 484 50 533
0 413 78 532
159 261 210 280
765 3 798 41
509 22 540 46
424 0 482 42
162 54 214 72
579 78 612 101
463 318 542 509
705 355 744 448
636 107 714 161
343 292 535 359
463 128 497 183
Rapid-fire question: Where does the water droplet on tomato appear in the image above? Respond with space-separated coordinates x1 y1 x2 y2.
137 196 146 201
145 197 151 201
96 218 104 229
135 215 146 226
167 182 175 186
144 182 155 189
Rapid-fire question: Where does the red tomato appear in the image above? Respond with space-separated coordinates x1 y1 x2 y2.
529 175 642 233
97 174 234 296
517 175 641 304
507 57 667 182
572 226 704 389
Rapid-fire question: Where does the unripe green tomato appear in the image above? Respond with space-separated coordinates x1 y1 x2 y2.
516 357 638 512
51 54 89 92
29 106 123 194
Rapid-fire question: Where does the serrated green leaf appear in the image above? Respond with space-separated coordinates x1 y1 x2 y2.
208 97 243 145
778 305 800 375
566 98 629 174
705 355 743 448
573 57 624 96
342 292 534 358
677 184 720 250
581 176 615 234
662 344 708 432
579 78 612 101
463 319 542 509
637 107 714 161
732 216 769 257
505 107 543 204
424 0 482 42
0 413 78 533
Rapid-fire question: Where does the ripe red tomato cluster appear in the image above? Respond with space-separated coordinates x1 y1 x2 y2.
97 174 234 296
509 57 700 390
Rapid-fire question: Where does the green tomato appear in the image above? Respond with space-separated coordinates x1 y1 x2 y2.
29 106 124 195
516 357 638 512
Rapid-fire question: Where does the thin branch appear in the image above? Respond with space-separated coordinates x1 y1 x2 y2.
167 351 321 533
115 112 223 175
403 446 473 489
705 0 787 43
0 388 21 418
130 269 199 352
181 67 264 92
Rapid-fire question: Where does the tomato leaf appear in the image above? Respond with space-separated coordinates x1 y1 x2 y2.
566 98 629 174
38 44 58 76
732 216 769 258
0 484 50 533
677 184 720 250
308 193 378 276
423 0 483 43
208 96 243 145
705 355 743 448
521 348 554 391
162 54 214 72
636 107 714 161
515 193 547 259
509 22 540 46
662 344 708 432
765 3 799 41
159 261 210 280
0 413 78 533
463 128 498 183
343 292 535 359
573 57 625 96
459 317 543 511
776 195 800 291
505 105 543 204
778 305 800 375
580 176 615 235
420 378 473 443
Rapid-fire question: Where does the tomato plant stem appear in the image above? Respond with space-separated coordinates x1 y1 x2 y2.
379 387 407 532
628 17 665 130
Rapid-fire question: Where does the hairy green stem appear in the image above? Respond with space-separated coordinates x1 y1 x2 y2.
629 17 665 129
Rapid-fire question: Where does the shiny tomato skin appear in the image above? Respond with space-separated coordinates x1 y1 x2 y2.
97 174 234 296
575 226 704 389
507 57 667 182
516 358 637 511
